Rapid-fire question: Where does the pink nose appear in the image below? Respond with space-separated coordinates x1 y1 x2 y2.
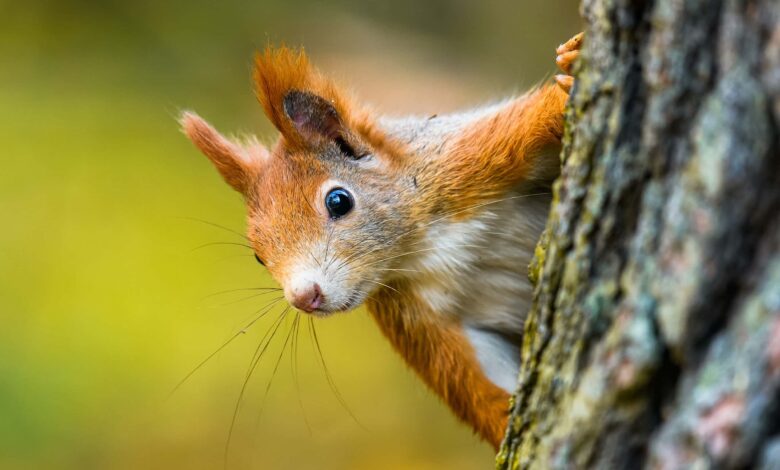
291 283 323 312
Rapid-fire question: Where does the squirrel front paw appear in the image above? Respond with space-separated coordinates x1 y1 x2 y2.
555 32 583 93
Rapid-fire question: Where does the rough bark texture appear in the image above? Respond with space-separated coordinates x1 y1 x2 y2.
497 0 780 467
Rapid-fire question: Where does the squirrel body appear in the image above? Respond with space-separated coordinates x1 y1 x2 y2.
181 34 582 449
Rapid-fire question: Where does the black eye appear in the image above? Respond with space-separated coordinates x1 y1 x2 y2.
325 188 354 219
254 253 265 266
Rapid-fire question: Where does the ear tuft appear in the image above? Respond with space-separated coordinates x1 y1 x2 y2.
179 111 264 194
252 47 397 157
253 47 349 149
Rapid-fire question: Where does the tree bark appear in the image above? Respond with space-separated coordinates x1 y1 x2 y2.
498 0 780 467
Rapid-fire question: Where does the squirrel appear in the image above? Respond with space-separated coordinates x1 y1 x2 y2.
180 32 583 450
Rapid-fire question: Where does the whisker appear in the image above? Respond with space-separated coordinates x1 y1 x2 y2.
244 308 291 383
215 254 261 262
224 306 290 469
323 225 336 272
254 311 298 427
336 192 550 270
344 290 371 311
359 244 482 269
169 296 284 398
309 317 364 428
179 216 250 241
290 313 312 435
203 287 282 301
363 279 400 294
191 241 253 251
376 268 422 274
309 251 321 269
216 290 282 307
416 192 551 235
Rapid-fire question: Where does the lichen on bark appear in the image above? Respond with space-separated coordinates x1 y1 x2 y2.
498 0 780 467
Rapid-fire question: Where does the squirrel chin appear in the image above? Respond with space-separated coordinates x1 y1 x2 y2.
306 296 364 316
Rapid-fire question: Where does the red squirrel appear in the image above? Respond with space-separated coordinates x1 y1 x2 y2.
181 33 582 450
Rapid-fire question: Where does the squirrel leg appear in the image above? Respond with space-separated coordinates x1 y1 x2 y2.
367 288 511 450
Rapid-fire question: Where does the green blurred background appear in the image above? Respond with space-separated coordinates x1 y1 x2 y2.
0 1 578 468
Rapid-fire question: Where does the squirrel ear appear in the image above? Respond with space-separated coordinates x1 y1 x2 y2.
253 46 397 157
254 47 351 150
283 90 342 142
179 111 266 194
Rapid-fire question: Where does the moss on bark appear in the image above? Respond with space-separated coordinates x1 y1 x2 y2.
498 0 780 467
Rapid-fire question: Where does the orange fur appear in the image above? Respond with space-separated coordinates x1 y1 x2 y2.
433 84 567 217
180 111 266 194
254 47 402 158
368 282 511 449
362 87 567 447
182 42 576 451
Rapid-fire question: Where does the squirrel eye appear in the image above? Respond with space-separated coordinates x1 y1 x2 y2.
325 188 354 219
254 253 265 266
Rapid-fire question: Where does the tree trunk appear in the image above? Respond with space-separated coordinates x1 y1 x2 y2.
497 0 780 467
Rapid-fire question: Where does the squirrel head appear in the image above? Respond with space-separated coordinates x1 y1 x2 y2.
181 47 421 315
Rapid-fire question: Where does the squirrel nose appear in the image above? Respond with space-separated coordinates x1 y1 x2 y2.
291 283 323 313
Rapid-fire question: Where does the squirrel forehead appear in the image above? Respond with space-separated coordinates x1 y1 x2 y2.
247 149 341 229
251 150 327 204
259 137 368 188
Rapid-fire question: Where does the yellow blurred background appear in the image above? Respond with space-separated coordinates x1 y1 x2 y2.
0 1 579 468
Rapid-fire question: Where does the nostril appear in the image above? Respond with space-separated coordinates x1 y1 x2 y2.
292 283 324 313
309 283 323 310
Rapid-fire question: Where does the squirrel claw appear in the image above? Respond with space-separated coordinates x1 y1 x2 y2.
556 51 579 75
556 32 584 56
555 32 583 93
555 74 575 93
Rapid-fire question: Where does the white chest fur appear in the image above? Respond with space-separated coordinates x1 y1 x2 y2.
400 192 551 392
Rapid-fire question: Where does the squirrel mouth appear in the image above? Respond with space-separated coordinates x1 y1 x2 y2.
304 281 369 316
